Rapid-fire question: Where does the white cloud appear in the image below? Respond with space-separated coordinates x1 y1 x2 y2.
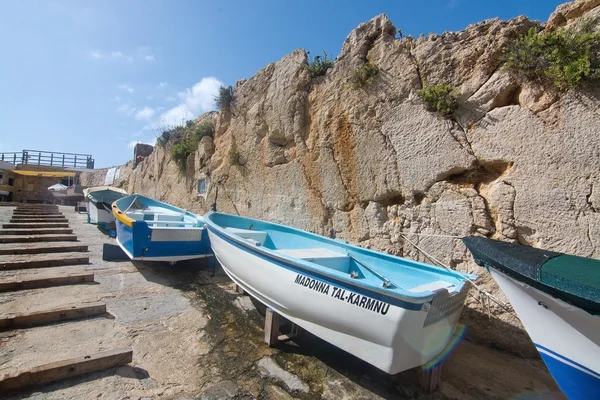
135 106 155 120
156 82 168 89
137 47 155 62
89 50 133 63
117 104 136 116
117 84 134 93
155 77 222 127
111 51 133 62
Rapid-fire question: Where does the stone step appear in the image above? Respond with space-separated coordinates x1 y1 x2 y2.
2 223 70 229
12 212 64 217
1 255 89 270
0 234 78 244
0 228 74 236
0 243 88 255
0 273 94 292
10 218 68 223
15 206 58 210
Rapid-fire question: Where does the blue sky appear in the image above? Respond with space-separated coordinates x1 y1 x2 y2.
0 0 566 168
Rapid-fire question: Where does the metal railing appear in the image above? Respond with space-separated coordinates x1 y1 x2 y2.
0 152 21 165
0 150 94 169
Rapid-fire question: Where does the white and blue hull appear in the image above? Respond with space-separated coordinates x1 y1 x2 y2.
112 194 212 262
88 201 113 224
490 268 600 399
208 227 469 374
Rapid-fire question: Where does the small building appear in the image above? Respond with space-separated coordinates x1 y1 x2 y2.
0 163 79 203
0 161 16 202
0 150 94 203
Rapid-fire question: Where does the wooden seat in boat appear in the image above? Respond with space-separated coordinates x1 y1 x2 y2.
274 248 350 273
225 227 268 246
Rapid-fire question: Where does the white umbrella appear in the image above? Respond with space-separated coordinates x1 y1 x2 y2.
48 183 67 191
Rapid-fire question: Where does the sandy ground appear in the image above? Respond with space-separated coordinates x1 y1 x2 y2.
0 205 565 399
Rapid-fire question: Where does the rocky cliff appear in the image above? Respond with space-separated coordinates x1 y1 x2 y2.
82 1 600 357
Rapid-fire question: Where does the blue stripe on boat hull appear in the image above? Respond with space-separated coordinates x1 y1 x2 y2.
207 225 424 311
536 344 600 400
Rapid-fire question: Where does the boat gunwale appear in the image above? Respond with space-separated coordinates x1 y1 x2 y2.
486 263 600 315
204 211 475 304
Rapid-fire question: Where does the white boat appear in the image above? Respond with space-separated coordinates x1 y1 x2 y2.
463 236 600 400
204 211 476 374
83 186 127 224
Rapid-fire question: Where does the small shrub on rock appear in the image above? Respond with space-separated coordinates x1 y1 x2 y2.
350 62 379 89
170 136 196 173
503 25 600 90
228 149 241 166
169 122 213 173
215 85 234 111
194 121 214 141
418 83 459 117
305 51 335 78
156 130 172 147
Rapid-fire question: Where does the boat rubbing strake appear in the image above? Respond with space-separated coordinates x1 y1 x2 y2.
204 211 476 374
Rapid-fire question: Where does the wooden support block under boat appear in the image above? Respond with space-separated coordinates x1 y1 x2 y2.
264 308 280 347
235 284 245 295
264 308 304 347
416 363 442 393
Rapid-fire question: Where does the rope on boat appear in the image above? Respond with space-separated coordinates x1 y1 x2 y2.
399 233 516 317
398 232 463 239
123 195 138 213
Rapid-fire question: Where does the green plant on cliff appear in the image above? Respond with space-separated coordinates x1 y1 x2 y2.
418 83 459 117
193 121 214 141
349 62 379 89
215 85 234 111
503 24 600 90
228 149 241 166
305 51 335 78
170 136 196 173
169 121 214 173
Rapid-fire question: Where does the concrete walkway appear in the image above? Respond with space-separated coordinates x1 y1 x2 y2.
0 206 565 399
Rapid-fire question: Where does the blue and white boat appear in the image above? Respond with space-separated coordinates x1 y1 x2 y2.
84 186 128 224
463 236 600 400
112 194 211 262
204 211 476 374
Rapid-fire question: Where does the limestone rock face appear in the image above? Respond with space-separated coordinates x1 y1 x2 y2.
81 1 600 357
546 0 600 29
